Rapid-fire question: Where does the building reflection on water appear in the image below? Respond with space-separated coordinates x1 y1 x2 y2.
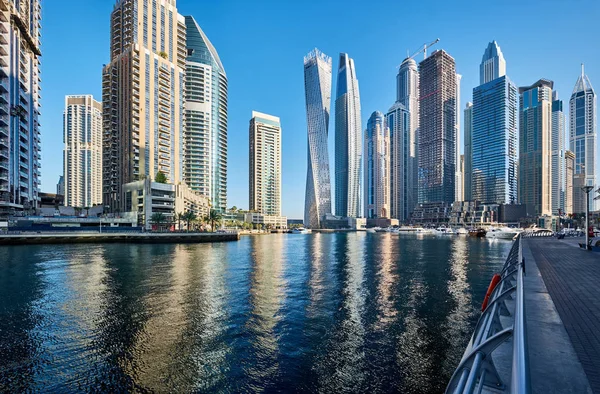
0 234 513 393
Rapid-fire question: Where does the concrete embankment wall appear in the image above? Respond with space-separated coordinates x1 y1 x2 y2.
0 232 240 246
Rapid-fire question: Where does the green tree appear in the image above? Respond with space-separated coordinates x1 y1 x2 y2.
151 212 166 230
176 212 184 230
155 171 168 183
159 51 168 59
204 209 222 231
183 211 197 232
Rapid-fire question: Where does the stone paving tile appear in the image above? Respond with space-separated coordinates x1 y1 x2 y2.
526 238 600 394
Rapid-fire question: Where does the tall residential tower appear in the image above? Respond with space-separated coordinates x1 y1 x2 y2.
364 111 390 219
471 41 518 204
463 102 473 201
303 49 332 228
388 57 419 221
334 53 361 218
63 96 103 208
551 91 566 215
519 79 553 217
569 65 597 213
249 111 281 216
102 0 186 212
0 0 42 213
184 16 228 212
418 50 457 205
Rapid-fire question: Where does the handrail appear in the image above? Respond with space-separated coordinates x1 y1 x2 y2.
446 234 531 394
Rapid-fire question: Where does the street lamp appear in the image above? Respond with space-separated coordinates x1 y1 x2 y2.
582 185 594 250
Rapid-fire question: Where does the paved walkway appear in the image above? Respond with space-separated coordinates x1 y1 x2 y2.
526 238 600 393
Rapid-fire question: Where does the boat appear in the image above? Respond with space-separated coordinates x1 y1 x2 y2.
397 226 418 233
485 227 521 239
292 228 311 234
469 228 487 237
435 226 455 235
366 227 379 233
415 227 436 235
456 227 469 236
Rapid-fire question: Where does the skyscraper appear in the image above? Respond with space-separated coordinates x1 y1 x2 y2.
463 102 473 201
389 57 419 221
0 0 42 213
565 150 575 215
569 65 597 213
471 41 517 205
455 74 462 202
249 111 281 216
418 50 457 205
519 79 553 217
102 0 186 212
335 53 361 218
304 49 332 228
551 91 566 215
184 16 228 212
63 95 103 208
364 111 390 219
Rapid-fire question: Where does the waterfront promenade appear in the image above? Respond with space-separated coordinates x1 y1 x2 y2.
523 237 599 393
0 231 239 245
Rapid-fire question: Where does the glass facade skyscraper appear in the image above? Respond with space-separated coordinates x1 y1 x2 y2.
551 92 566 215
463 103 473 201
471 42 517 204
304 49 332 228
334 53 361 218
184 15 228 212
389 58 418 221
364 111 390 219
519 79 554 217
569 65 597 213
418 50 457 205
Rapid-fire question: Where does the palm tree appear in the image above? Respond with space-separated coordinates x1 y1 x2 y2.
151 212 166 231
176 212 184 230
205 209 222 231
183 211 197 232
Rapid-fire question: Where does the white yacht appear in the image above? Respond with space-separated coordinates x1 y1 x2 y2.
366 227 380 234
485 227 520 239
292 228 311 234
456 227 469 236
415 227 436 235
435 226 455 235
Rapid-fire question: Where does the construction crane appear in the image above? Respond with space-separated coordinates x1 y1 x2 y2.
399 38 440 68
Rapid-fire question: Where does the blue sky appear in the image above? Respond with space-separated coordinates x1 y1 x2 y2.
40 0 599 218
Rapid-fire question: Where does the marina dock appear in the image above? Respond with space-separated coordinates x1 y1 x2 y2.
0 232 240 245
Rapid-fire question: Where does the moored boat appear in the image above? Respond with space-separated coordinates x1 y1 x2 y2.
469 228 487 237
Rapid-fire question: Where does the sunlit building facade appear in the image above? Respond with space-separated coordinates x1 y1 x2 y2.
519 79 553 217
184 16 228 212
63 95 103 208
0 0 42 212
249 111 281 217
471 42 517 205
569 65 597 213
102 0 186 212
364 111 390 219
565 150 575 215
335 53 361 218
303 49 332 228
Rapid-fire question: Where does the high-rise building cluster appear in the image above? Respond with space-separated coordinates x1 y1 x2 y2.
302 40 597 228
54 0 229 222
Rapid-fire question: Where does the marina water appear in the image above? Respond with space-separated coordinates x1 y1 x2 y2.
0 233 512 393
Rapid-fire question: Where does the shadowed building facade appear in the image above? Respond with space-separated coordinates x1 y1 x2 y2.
364 111 390 219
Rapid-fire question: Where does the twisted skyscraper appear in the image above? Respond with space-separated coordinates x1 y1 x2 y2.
335 53 362 218
304 49 332 228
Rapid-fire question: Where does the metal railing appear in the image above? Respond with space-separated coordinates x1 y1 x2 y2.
446 234 531 394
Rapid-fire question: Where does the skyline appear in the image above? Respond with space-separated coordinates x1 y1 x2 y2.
40 0 600 218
